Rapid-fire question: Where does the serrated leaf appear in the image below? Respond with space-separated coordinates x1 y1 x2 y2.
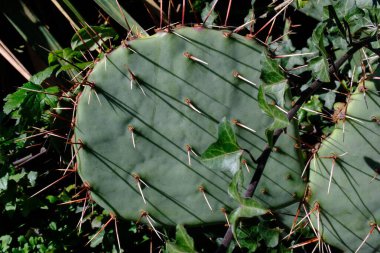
309 56 330 82
201 118 242 174
260 55 285 84
3 89 28 115
29 65 59 85
71 26 118 51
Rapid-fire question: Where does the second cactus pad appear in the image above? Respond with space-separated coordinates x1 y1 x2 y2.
308 81 380 252
75 27 305 225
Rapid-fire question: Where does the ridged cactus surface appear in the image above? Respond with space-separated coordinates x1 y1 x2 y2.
74 27 305 225
309 81 380 252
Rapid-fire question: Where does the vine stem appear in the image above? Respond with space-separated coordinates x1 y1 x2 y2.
215 36 378 253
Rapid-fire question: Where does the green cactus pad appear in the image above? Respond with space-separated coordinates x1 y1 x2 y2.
309 81 380 252
75 27 305 225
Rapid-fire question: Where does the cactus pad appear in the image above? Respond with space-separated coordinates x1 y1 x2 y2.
74 27 305 225
309 81 380 252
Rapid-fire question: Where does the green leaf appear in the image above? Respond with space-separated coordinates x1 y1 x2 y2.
296 0 309 8
166 225 196 253
0 235 12 251
89 229 105 248
237 229 258 252
309 56 330 82
327 5 346 39
3 88 28 115
228 169 268 242
320 90 336 109
29 65 59 85
94 0 148 37
297 95 323 122
244 9 255 31
71 26 118 51
261 228 280 248
175 225 195 252
0 173 9 191
201 118 242 174
5 82 59 126
9 171 27 183
27 171 38 187
228 169 245 202
201 0 218 27
264 81 289 108
258 86 289 145
312 23 328 57
230 203 269 244
165 243 192 253
260 55 286 84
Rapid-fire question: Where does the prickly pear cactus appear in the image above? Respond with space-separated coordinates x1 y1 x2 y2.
308 81 380 252
74 27 305 225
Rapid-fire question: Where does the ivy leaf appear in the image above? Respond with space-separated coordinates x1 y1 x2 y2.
260 55 285 84
236 227 259 252
230 203 269 244
201 0 218 27
312 23 328 57
261 227 280 248
228 169 268 242
166 225 196 253
320 90 336 109
0 173 9 191
244 9 255 31
258 86 289 146
89 229 105 248
201 118 242 174
309 56 330 82
298 95 323 122
71 26 118 51
228 169 245 202
327 5 346 39
264 81 289 108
